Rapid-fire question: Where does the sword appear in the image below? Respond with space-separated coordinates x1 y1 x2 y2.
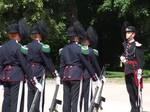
138 78 143 112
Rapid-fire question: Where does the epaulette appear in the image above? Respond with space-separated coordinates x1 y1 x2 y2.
93 49 99 56
135 41 142 47
59 48 63 55
20 45 28 55
79 44 89 55
40 42 50 53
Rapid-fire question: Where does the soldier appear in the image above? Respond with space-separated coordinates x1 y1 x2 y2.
26 20 58 112
0 19 41 112
80 26 103 112
59 22 101 112
120 26 144 112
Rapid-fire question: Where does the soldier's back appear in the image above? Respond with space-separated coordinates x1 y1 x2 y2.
27 40 43 63
61 43 84 80
0 40 25 82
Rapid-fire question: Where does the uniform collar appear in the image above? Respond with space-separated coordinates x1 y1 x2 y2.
128 39 135 43
34 39 41 43
10 39 19 44
16 40 19 43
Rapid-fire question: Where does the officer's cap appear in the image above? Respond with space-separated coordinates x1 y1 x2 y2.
125 26 136 33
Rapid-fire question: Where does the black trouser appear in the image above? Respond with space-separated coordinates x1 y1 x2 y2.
63 80 82 112
80 78 91 112
125 74 139 112
2 81 24 112
27 78 45 112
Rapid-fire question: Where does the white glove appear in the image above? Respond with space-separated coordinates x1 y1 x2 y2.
137 69 142 80
34 77 43 92
102 76 106 83
55 70 59 77
95 79 101 87
120 56 127 63
55 76 61 85
0 85 4 91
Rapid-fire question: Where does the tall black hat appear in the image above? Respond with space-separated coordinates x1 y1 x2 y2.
31 20 49 38
66 26 77 37
86 26 98 46
73 20 86 39
7 18 29 39
18 19 30 39
7 23 19 34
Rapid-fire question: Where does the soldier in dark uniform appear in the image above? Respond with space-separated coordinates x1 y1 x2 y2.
59 22 101 112
120 26 144 112
26 20 57 112
0 19 40 112
80 26 103 112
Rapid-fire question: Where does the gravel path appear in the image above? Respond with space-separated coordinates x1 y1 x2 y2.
0 79 150 112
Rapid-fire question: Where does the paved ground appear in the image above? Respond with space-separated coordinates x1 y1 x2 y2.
0 79 150 112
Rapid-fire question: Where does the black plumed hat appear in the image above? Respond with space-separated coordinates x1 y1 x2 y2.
86 26 98 46
66 26 78 37
31 20 49 38
7 18 29 39
73 20 86 39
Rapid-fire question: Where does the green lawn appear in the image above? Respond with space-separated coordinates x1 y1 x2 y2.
106 70 150 78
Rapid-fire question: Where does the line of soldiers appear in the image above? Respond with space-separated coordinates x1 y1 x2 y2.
0 19 60 112
59 21 105 112
0 18 144 112
0 19 105 112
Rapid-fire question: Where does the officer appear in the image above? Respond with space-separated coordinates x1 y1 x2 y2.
120 26 144 112
59 21 101 112
26 20 58 112
0 19 41 112
80 26 103 112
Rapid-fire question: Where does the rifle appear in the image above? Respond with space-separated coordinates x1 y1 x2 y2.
95 66 106 111
87 86 99 112
49 84 62 112
95 80 105 111
49 70 62 112
29 74 45 112
88 66 106 112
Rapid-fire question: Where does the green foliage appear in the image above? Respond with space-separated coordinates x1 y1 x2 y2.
97 0 113 12
107 70 150 78
97 0 150 18
0 0 68 64
113 0 131 17
0 0 149 69
107 71 124 78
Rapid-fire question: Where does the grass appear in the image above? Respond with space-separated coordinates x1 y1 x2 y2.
47 70 150 82
106 71 124 78
106 70 150 78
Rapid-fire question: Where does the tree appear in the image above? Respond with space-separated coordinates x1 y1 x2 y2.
0 0 149 69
